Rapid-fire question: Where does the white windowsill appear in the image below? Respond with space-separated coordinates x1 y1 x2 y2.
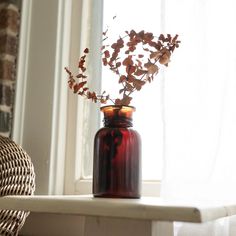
0 195 236 223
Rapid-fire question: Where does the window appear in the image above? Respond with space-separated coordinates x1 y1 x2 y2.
64 0 168 196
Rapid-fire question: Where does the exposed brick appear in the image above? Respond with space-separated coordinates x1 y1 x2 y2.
0 34 17 56
0 60 15 80
0 8 19 32
0 0 18 5
0 83 12 106
0 110 10 133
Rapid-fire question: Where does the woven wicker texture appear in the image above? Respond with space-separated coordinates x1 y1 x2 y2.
0 136 35 236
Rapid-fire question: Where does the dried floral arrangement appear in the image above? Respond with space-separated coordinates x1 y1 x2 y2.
65 29 180 106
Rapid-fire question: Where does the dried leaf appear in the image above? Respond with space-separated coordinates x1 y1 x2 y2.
126 65 136 74
144 32 154 42
84 48 89 53
116 62 121 68
136 59 142 68
87 91 97 102
134 69 147 76
65 67 72 76
120 95 132 106
73 82 83 93
119 88 124 94
117 38 124 47
103 28 108 36
119 75 127 83
68 80 74 89
147 64 159 75
78 81 87 90
125 82 134 91
127 74 136 83
150 51 162 60
102 58 108 66
115 99 122 105
159 49 171 65
76 74 87 79
104 50 110 58
144 61 153 69
133 79 145 91
122 56 133 66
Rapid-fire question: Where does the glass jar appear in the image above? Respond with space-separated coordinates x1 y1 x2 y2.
93 105 141 198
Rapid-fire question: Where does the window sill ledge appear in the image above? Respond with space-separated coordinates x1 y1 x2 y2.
0 195 235 223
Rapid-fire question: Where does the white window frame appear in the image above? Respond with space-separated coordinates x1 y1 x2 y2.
13 0 72 195
64 0 161 197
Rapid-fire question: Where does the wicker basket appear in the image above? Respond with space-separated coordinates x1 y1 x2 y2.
0 136 35 235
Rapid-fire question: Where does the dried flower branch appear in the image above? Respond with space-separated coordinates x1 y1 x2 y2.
65 30 180 105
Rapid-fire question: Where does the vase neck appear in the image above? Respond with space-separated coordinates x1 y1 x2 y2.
101 105 135 128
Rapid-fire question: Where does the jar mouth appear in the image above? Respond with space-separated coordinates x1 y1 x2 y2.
100 105 136 113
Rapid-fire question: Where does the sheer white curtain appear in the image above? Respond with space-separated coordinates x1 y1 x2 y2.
161 0 236 235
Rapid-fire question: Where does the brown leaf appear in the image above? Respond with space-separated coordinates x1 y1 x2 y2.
111 43 117 49
144 61 153 69
127 74 135 83
147 64 159 75
120 95 132 106
103 29 108 36
129 30 136 38
119 88 124 94
115 62 121 68
133 79 146 91
117 38 124 47
129 46 136 52
68 80 74 89
126 65 136 74
87 91 97 102
122 56 133 66
138 30 145 38
159 50 171 65
84 48 89 53
134 69 147 76
144 32 154 42
111 51 119 61
159 34 165 42
115 99 122 105
119 75 127 83
125 82 134 91
73 82 84 93
150 51 162 60
136 59 142 67
65 67 72 76
172 34 179 43
102 58 108 66
78 81 87 90
76 74 87 79
104 50 110 58
143 48 150 52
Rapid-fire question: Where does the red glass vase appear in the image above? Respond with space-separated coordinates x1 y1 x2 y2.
93 105 142 198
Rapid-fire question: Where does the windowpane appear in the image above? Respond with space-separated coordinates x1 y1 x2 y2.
102 0 164 180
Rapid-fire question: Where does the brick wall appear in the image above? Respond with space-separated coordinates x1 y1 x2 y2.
0 0 20 137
